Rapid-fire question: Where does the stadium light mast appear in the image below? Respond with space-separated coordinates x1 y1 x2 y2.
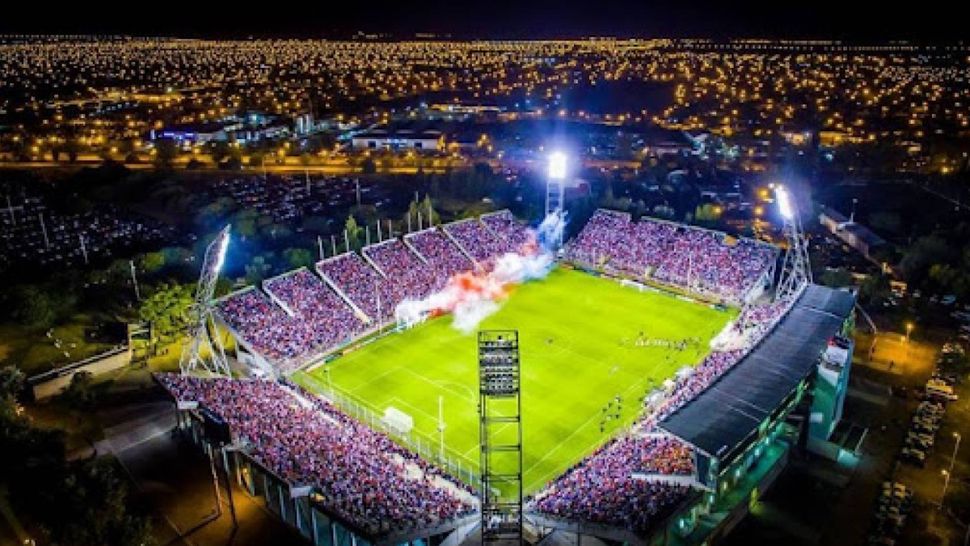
478 330 523 544
774 186 812 301
545 150 568 248
180 225 232 377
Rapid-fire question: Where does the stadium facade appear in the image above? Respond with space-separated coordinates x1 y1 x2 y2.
158 208 857 546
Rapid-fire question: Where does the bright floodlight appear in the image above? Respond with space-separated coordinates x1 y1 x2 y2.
775 186 794 220
548 151 568 180
213 230 230 273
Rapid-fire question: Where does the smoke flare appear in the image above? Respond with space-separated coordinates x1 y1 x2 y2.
395 212 567 333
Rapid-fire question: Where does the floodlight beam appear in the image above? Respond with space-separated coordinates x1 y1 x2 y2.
547 151 567 181
775 186 794 220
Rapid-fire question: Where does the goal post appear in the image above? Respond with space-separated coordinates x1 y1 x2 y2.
382 406 414 436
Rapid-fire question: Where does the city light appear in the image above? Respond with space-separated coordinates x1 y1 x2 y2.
547 151 568 180
775 185 794 220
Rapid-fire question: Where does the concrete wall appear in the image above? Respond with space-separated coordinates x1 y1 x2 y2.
30 346 132 400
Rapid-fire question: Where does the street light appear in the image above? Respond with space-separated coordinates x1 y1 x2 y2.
940 469 951 510
950 432 962 474
905 322 914 342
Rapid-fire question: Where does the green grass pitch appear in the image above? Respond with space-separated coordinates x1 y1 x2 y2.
298 267 735 494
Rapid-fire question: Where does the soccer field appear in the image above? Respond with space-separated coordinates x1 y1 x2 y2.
298 267 735 493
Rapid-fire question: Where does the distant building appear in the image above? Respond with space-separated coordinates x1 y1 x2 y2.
293 113 314 135
150 122 227 145
351 129 443 151
151 111 293 145
819 206 890 264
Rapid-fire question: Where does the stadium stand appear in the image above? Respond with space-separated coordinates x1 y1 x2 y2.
443 218 509 266
156 374 477 537
216 288 318 363
214 209 776 380
659 285 855 460
565 209 776 303
362 239 438 301
405 228 475 289
317 252 399 322
263 268 366 353
531 435 695 532
481 210 532 253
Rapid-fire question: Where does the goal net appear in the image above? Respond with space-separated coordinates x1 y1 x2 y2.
382 406 414 436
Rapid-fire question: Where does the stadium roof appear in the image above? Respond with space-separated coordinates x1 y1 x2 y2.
659 284 855 461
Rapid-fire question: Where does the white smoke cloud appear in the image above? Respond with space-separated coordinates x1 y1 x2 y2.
394 211 568 334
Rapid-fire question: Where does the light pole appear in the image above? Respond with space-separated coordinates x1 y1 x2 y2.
940 469 951 510
949 432 962 474
905 322 914 343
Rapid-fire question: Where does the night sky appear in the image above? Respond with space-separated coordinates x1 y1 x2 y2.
0 0 964 40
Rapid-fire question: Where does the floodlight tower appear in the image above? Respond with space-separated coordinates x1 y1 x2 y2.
545 151 568 247
775 186 812 301
478 330 523 544
180 225 232 377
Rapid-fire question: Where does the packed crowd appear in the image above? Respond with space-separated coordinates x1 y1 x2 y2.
216 289 316 363
566 209 776 302
317 252 401 322
405 228 475 287
532 436 695 532
216 211 529 367
156 374 476 536
444 218 514 266
263 269 365 352
363 240 439 301
481 210 532 252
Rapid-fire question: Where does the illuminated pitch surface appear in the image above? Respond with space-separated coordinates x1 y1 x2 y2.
300 267 735 493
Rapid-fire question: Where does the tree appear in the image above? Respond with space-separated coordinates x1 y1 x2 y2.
153 139 177 169
819 268 854 288
283 247 314 269
245 255 272 285
693 203 722 224
899 234 952 285
0 366 25 405
361 157 377 174
859 273 892 305
61 371 96 412
421 195 441 226
10 285 56 329
138 251 166 275
232 208 260 239
137 283 193 341
345 215 363 251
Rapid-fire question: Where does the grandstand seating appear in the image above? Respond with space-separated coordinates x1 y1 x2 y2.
481 210 532 253
444 218 510 266
531 436 695 532
156 374 476 536
363 239 438 301
565 210 775 302
263 269 366 352
317 252 400 322
216 289 317 363
406 228 475 289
